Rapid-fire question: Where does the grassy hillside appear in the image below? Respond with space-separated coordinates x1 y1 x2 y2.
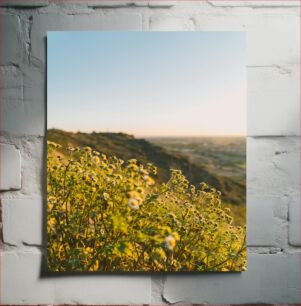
47 129 245 207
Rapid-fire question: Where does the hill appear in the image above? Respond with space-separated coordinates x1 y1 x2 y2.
47 129 245 205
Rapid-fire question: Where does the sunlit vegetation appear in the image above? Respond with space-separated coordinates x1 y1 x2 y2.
47 141 246 272
48 129 246 207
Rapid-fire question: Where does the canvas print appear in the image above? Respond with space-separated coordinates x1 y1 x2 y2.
47 32 246 272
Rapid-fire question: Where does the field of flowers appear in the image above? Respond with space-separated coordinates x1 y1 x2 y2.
47 141 246 272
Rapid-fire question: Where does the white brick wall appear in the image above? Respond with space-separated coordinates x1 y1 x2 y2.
2 251 151 304
2 13 24 65
0 0 49 6
1 0 300 304
2 198 43 246
0 143 21 191
248 66 300 136
163 253 300 304
289 193 301 246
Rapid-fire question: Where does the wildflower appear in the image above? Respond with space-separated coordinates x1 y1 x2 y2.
92 156 100 164
47 202 54 211
127 190 142 209
103 192 110 201
172 232 180 241
84 247 93 254
48 217 56 229
48 196 56 203
128 198 140 210
128 159 137 164
47 141 61 149
139 168 148 175
127 164 139 171
143 175 155 186
47 141 56 147
155 248 167 260
84 146 92 152
89 218 94 225
165 235 176 250
136 187 144 194
115 174 123 180
89 260 100 271
108 164 115 170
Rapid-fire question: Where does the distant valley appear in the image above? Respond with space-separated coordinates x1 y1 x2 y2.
48 129 246 210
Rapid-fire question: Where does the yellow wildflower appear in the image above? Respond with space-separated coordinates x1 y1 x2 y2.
143 175 155 186
165 235 176 250
93 156 100 164
103 192 110 201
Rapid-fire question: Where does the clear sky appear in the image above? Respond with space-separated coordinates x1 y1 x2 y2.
47 31 246 137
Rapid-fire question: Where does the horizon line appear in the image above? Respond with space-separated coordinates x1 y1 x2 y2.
47 128 246 138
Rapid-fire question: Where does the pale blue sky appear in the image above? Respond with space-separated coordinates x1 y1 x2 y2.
47 31 246 137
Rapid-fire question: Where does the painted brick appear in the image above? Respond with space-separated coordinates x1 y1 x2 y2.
0 136 42 194
248 137 299 196
102 12 142 30
2 76 46 136
248 195 288 247
194 14 246 32
273 195 289 221
2 198 43 246
2 251 54 304
0 0 49 6
289 193 301 246
1 65 26 136
148 1 175 7
246 14 300 67
151 274 164 304
2 251 151 304
149 15 195 31
0 143 21 191
20 137 44 196
50 0 148 7
247 196 276 246
1 65 24 134
194 12 300 67
15 66 46 136
1 56 45 137
163 253 300 304
207 0 300 7
77 0 175 7
2 13 24 65
31 13 142 65
86 1 142 7
1 66 22 101
248 66 300 136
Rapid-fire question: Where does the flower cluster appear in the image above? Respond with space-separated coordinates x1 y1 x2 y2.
47 142 246 272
